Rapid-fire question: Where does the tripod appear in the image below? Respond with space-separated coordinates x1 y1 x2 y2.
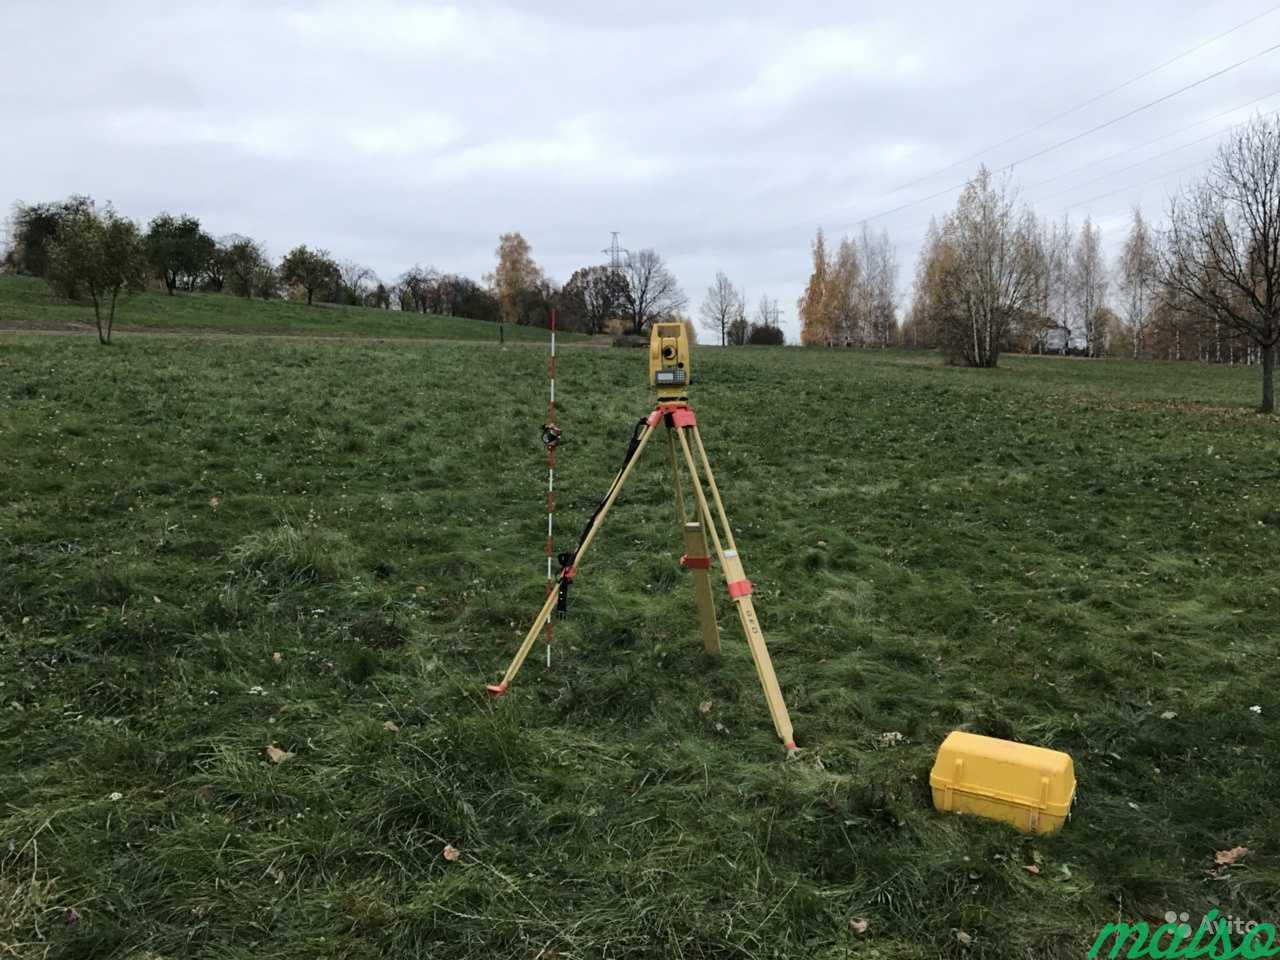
486 400 798 752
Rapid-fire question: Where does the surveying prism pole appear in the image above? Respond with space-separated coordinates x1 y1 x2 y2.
542 309 560 668
486 322 797 752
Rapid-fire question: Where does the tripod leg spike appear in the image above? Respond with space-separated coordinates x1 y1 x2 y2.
672 422 797 748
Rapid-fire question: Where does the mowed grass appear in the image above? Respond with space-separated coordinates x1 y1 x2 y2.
0 274 581 342
1 336 1277 959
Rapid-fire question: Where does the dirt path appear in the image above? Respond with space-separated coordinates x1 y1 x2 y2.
0 322 613 348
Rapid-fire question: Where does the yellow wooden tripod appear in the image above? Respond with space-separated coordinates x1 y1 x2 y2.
486 323 797 752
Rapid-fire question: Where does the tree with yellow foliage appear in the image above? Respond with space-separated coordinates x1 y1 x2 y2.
488 232 544 335
797 228 832 346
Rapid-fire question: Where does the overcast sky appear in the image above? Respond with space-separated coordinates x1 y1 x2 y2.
4 0 1279 341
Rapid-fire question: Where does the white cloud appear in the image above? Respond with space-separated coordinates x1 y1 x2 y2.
427 115 670 182
103 107 463 161
739 26 922 108
280 0 550 62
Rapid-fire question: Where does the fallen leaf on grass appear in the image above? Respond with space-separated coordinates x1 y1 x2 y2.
265 745 294 764
956 930 973 946
442 844 461 862
1023 864 1040 875
1160 711 1177 720
850 918 869 935
1214 846 1249 866
271 651 283 665
415 585 425 594
698 701 712 714
209 496 220 510
383 720 401 733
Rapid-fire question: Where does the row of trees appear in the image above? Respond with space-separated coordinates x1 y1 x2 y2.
897 115 1280 411
796 226 899 347
903 178 1139 365
3 198 403 325
4 200 698 340
486 232 690 335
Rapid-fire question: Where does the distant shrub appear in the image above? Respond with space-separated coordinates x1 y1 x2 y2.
748 323 785 345
612 334 648 348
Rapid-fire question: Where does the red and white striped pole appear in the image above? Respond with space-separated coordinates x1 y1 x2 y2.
543 308 558 667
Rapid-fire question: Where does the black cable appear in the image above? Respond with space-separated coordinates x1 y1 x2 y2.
1023 88 1280 193
1035 105 1280 205
888 4 1280 196
844 38 1280 231
555 415 649 616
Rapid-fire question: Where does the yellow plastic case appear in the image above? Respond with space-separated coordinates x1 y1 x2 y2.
929 731 1076 834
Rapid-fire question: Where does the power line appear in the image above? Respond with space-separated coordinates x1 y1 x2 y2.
1007 41 1280 169
1027 105 1280 208
843 38 1280 231
1022 87 1280 193
1064 155 1216 212
883 95 1280 247
886 3 1280 196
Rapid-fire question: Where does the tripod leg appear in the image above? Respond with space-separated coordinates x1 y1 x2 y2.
487 416 661 695
682 521 720 655
673 426 796 751
666 426 720 656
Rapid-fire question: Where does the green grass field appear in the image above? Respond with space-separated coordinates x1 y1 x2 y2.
0 274 580 342
1 334 1277 959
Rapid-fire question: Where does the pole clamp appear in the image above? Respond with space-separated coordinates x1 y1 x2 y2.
726 579 753 599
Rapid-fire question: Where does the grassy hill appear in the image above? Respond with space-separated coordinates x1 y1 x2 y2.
1 337 1276 958
0 273 581 342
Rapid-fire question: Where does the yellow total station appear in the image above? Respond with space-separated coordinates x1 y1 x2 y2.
649 321 691 401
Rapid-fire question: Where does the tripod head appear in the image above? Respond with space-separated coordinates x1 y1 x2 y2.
649 321 691 401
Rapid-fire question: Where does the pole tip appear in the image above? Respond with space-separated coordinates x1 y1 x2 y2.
485 683 508 696
784 740 799 753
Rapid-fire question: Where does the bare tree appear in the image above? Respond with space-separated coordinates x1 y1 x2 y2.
699 270 743 346
1118 207 1157 358
1045 215 1074 353
337 260 376 306
754 294 779 329
858 225 898 347
1072 216 1109 356
623 248 686 334
1162 114 1280 412
398 265 440 313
